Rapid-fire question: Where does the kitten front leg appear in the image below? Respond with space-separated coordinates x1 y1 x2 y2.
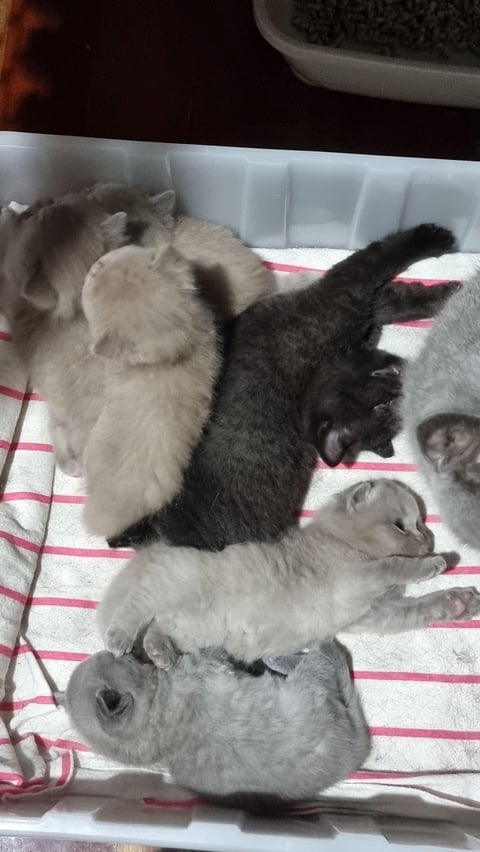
375 279 461 324
367 553 448 589
346 587 480 634
143 620 179 670
102 598 153 657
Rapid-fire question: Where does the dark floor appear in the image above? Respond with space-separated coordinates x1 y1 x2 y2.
10 0 480 160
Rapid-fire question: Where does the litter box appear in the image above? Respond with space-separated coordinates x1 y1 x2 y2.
1 131 480 850
253 0 480 108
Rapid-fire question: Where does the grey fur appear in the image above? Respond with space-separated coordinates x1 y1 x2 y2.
402 269 480 547
0 182 273 477
0 184 175 476
65 631 370 804
81 244 219 539
98 479 480 663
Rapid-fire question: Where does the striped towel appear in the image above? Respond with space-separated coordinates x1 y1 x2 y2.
1 245 480 819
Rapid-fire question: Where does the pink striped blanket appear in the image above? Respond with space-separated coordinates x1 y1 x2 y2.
1 246 480 818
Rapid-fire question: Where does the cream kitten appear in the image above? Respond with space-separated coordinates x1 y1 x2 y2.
167 216 276 318
98 478 480 664
81 243 219 539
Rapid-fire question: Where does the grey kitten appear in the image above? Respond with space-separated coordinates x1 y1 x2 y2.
65 628 370 806
402 269 480 547
98 478 480 665
0 185 175 476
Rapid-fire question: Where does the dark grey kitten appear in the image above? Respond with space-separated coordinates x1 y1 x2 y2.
110 224 458 552
403 269 480 547
65 629 369 808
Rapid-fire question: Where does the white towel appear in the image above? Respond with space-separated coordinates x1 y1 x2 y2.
1 246 480 819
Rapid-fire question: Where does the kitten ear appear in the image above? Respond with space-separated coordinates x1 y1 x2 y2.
100 211 129 248
91 333 132 361
346 480 375 511
150 189 175 217
373 440 394 458
92 330 175 366
21 272 57 311
316 422 354 467
150 245 196 291
95 688 133 723
417 413 480 473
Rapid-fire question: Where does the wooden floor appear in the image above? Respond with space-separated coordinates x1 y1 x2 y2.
10 0 480 159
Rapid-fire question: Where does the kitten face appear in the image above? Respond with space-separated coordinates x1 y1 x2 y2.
307 350 403 466
66 651 154 750
83 244 198 366
418 413 480 486
335 478 433 557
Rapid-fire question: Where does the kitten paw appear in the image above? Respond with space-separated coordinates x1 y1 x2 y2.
58 457 83 477
430 587 480 622
143 630 177 671
411 224 456 256
104 625 134 656
421 555 447 579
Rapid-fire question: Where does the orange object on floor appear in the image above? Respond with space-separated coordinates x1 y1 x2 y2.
0 0 58 128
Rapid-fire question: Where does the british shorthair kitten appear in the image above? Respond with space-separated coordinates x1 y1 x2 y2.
403 268 480 548
99 478 480 665
82 244 219 540
65 634 369 807
0 185 175 476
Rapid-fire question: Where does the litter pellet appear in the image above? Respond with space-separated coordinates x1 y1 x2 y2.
292 0 480 61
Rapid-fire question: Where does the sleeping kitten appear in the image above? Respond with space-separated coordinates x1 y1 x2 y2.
86 184 277 319
402 269 480 547
110 223 459 550
98 478 480 664
0 185 175 475
65 632 369 806
82 244 219 539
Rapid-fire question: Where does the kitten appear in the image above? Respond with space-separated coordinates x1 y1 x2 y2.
98 478 480 664
85 184 277 319
402 269 480 547
65 631 370 805
160 215 276 319
302 347 404 464
81 244 219 540
109 224 459 550
0 185 175 475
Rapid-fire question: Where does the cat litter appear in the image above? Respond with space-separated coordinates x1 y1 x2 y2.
292 0 480 61
253 0 480 106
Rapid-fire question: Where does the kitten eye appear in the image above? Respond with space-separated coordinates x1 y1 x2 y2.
394 519 405 532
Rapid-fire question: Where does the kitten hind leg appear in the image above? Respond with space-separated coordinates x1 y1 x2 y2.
375 279 461 324
50 421 83 477
346 587 480 634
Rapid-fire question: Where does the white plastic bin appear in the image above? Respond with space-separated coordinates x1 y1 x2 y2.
253 0 480 108
1 131 480 850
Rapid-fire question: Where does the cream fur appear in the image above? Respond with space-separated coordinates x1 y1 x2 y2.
81 244 219 539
